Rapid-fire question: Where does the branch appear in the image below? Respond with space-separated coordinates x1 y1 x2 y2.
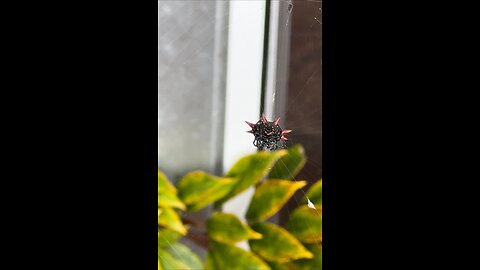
185 230 210 249
181 216 206 228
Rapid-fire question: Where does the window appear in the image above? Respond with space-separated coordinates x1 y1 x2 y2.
158 0 322 255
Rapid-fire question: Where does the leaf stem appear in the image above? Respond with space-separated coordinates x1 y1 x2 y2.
181 216 206 228
185 230 210 249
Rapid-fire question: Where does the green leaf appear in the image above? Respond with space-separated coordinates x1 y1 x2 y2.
158 228 182 248
158 190 186 210
204 252 215 270
158 207 187 235
289 244 322 270
287 205 322 244
158 170 177 194
177 171 236 212
215 150 288 206
267 244 322 270
249 222 313 263
305 180 322 205
268 144 306 180
158 242 203 270
207 212 262 244
246 180 307 223
158 260 163 270
266 262 291 270
208 241 271 270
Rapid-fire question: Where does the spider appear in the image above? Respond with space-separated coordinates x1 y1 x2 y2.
245 115 292 151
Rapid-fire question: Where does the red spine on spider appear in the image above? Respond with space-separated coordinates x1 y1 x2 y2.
245 115 292 151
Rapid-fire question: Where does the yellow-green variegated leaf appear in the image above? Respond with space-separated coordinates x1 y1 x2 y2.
158 190 186 210
268 144 306 180
290 244 322 270
249 222 313 263
158 170 177 194
208 241 271 270
158 228 182 248
246 180 307 223
215 150 287 206
287 205 322 244
158 207 187 235
158 260 163 270
158 242 202 270
268 244 322 270
207 212 262 244
305 180 322 205
177 171 236 212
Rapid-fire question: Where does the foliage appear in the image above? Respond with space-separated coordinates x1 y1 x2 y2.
158 144 322 270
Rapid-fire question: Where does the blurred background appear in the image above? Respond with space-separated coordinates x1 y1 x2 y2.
158 0 321 257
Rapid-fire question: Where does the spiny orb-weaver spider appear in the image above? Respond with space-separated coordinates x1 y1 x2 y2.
246 115 292 151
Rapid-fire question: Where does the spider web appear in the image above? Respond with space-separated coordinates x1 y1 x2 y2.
158 0 322 266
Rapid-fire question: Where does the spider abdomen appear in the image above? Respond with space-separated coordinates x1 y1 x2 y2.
246 115 292 151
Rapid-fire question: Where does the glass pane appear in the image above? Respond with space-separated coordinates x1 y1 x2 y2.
158 1 228 181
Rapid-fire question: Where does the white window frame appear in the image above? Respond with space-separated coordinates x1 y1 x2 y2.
221 0 268 250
